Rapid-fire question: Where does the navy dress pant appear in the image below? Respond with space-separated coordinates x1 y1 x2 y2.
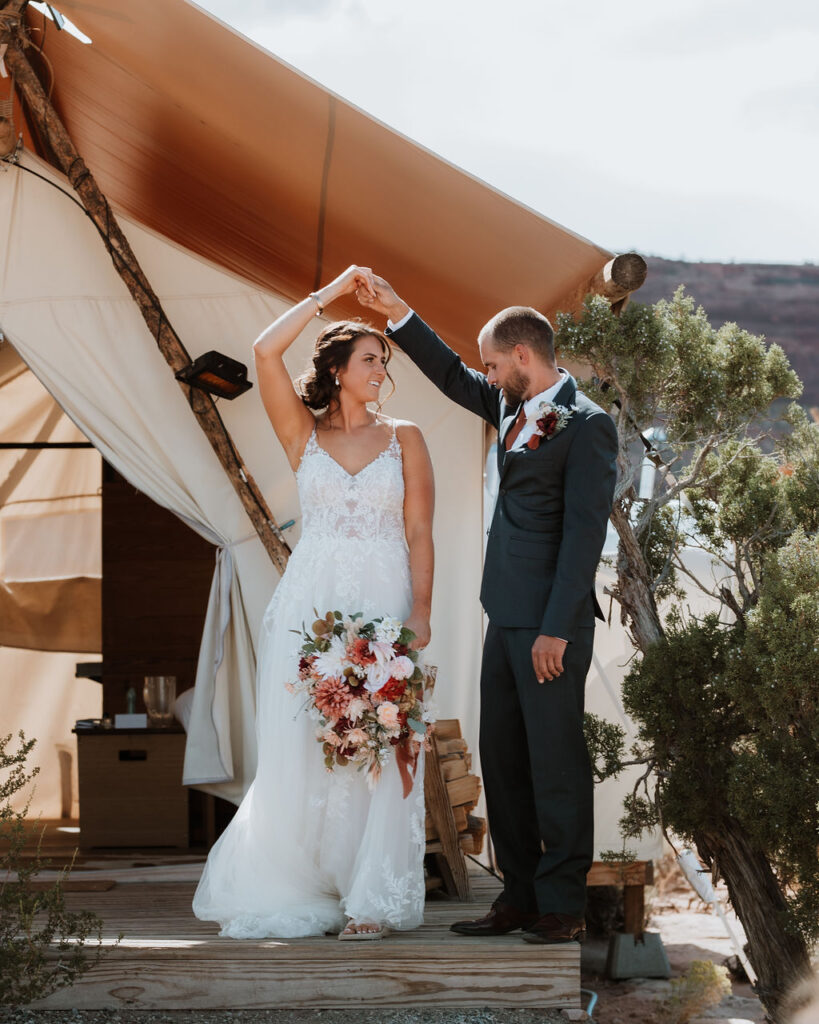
479 622 595 917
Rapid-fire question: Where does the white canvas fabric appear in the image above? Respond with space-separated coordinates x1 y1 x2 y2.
1 153 665 860
0 153 483 803
0 340 101 651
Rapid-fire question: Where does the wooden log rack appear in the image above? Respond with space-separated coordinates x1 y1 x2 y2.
424 718 484 901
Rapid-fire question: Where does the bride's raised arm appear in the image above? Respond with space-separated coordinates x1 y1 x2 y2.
253 265 376 468
398 422 435 650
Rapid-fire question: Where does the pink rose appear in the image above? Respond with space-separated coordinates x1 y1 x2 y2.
376 702 400 730
390 655 415 680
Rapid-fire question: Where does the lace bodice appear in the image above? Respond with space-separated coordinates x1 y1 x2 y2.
296 426 406 545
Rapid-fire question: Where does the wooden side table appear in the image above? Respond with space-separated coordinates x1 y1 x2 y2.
73 728 189 848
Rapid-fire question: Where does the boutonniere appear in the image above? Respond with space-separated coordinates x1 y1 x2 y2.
525 402 577 450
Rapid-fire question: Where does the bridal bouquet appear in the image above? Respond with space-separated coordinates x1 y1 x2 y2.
287 611 435 794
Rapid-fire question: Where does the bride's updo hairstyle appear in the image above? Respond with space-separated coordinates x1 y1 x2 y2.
296 320 395 414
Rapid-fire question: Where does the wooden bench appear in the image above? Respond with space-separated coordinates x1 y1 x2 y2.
587 859 654 938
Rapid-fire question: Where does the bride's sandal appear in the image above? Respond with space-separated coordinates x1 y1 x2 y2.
338 920 389 941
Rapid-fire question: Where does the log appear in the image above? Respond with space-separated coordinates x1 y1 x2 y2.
437 737 468 757
441 757 468 782
588 253 648 304
466 814 487 856
554 251 648 323
446 773 481 809
0 11 290 573
434 719 462 741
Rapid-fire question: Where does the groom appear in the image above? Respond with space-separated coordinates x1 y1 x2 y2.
359 276 618 944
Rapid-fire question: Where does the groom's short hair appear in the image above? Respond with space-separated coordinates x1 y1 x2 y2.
483 307 556 364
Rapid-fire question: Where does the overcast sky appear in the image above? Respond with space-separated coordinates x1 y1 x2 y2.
194 0 817 264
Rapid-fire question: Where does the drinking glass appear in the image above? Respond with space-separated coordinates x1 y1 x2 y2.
143 675 177 728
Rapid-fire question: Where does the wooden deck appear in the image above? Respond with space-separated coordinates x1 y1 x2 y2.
29 858 580 1011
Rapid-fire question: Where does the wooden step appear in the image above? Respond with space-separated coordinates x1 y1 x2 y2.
28 876 580 1011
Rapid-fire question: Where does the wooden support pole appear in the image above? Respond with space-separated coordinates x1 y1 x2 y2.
556 252 648 322
589 253 648 305
0 6 290 572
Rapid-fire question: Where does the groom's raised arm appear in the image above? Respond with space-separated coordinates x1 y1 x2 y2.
389 313 500 428
357 273 500 428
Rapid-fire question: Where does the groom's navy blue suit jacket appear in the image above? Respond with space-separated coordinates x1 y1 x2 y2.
389 314 619 643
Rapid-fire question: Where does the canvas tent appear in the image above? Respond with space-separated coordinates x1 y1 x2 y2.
0 0 661 860
0 341 101 819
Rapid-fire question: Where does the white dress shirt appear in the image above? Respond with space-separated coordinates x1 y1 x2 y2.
509 374 568 451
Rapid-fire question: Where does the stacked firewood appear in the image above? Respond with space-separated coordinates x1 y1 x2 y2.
425 719 486 861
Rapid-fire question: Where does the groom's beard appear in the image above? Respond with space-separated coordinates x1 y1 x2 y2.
501 367 529 407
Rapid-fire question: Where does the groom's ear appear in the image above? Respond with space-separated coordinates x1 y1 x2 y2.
513 343 531 365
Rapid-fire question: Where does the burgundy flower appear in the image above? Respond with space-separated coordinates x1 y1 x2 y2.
540 412 558 436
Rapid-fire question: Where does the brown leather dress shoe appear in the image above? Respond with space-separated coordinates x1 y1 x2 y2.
450 900 540 936
522 912 586 944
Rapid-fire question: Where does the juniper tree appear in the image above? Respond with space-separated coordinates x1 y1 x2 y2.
566 290 817 1023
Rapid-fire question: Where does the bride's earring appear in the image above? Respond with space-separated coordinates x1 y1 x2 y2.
335 375 340 388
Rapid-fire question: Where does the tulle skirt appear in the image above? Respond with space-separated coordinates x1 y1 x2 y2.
192 534 426 937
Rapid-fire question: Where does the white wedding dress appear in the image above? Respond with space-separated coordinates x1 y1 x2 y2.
192 423 427 937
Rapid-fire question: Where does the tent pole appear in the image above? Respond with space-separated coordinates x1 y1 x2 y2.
0 4 290 573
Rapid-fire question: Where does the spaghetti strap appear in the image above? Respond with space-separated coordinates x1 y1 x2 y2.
295 425 318 473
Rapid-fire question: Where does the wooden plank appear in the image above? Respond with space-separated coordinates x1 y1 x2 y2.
426 800 467 839
623 884 645 939
30 953 579 1010
586 861 652 886
27 879 116 892
422 734 470 900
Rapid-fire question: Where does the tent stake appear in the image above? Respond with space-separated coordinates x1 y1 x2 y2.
0 3 290 572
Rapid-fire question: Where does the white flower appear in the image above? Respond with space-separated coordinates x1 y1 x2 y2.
363 659 393 693
347 696 368 723
369 639 396 664
374 616 403 644
342 616 362 637
421 699 438 724
312 634 347 680
390 655 415 680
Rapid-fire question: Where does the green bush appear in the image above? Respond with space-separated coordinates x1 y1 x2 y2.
0 732 108 1006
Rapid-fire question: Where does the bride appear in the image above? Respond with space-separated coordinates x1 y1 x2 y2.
192 265 434 940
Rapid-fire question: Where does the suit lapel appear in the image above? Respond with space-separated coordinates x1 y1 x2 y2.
553 372 577 409
498 373 577 478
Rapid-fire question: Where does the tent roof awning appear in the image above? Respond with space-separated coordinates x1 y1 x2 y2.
23 0 611 367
